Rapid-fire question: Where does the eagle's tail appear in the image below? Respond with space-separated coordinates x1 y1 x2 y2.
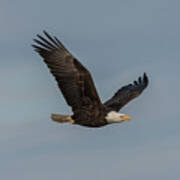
51 114 74 124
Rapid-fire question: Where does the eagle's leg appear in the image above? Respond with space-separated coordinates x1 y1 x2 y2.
51 114 75 124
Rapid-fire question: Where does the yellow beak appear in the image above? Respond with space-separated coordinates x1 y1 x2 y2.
120 115 131 121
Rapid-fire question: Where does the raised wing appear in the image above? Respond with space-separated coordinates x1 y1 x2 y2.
32 31 101 113
104 73 149 111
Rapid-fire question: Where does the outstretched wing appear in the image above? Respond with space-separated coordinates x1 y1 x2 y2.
32 31 101 112
104 73 149 111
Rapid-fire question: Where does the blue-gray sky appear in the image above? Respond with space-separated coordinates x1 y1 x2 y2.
1 0 180 179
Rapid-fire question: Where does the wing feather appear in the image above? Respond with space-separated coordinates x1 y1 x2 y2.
32 31 101 112
104 73 149 111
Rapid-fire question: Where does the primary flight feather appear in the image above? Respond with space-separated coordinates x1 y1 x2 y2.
32 31 149 128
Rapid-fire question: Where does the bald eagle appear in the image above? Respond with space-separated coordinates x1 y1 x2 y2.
32 31 149 128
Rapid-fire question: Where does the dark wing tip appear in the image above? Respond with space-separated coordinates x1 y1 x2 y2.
32 30 67 51
32 31 61 54
43 30 51 38
32 44 43 52
143 72 149 87
138 76 142 83
43 30 52 40
43 30 48 34
134 80 138 85
43 30 67 49
133 73 149 90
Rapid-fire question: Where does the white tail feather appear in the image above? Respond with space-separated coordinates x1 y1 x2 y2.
51 114 72 123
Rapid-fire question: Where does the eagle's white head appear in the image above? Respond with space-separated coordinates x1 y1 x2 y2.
105 111 131 124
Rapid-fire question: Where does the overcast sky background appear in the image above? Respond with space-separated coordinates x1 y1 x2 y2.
0 0 180 179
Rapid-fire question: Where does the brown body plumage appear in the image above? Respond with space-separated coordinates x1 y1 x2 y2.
32 31 149 128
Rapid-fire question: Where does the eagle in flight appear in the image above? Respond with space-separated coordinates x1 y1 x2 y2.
32 31 149 128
